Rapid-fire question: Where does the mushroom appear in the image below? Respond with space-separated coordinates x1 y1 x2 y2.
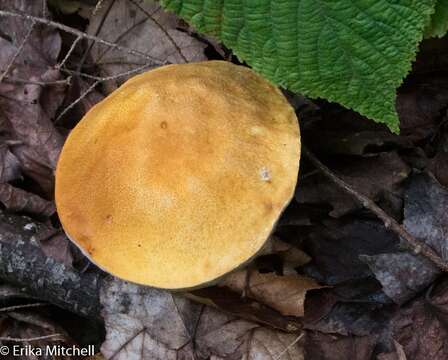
55 61 301 290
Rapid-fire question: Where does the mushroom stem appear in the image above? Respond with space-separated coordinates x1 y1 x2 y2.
303 145 448 272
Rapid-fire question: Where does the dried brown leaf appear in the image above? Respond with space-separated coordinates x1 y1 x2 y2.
220 270 321 317
0 183 55 217
87 0 207 93
304 331 377 360
296 152 410 217
0 1 65 194
389 280 448 360
100 280 304 360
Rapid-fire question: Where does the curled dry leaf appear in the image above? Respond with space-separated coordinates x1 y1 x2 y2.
100 280 304 360
87 0 207 92
219 270 322 317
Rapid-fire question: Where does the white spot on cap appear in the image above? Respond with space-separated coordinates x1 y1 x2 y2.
260 167 271 182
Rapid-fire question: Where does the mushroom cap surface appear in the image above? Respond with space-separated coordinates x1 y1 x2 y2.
55 61 300 289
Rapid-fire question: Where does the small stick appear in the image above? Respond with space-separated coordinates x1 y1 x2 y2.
4 76 70 86
0 10 165 66
55 63 155 123
303 145 448 272
128 0 188 63
0 333 62 342
0 302 48 313
56 35 82 69
273 333 304 360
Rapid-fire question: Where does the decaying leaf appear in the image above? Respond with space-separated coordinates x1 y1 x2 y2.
87 0 207 92
389 279 448 360
100 280 304 359
362 173 448 304
0 1 65 194
304 331 377 360
296 152 410 217
0 144 21 183
219 270 321 317
0 183 55 217
302 220 398 285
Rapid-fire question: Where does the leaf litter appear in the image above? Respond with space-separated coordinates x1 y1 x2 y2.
0 0 448 359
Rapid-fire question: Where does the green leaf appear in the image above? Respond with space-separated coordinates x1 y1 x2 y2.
160 0 437 132
425 0 448 38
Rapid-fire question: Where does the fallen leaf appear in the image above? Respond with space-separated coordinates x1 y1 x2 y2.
87 0 207 92
0 1 65 194
404 173 448 260
189 286 301 333
296 152 410 218
360 252 438 305
0 183 55 217
259 236 312 269
304 331 377 360
36 229 74 267
397 75 448 141
428 151 448 188
389 279 448 360
219 270 321 317
302 220 398 285
377 340 408 360
101 279 304 359
361 173 447 304
0 144 21 183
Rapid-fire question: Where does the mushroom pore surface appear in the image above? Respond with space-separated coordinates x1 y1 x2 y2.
55 61 301 289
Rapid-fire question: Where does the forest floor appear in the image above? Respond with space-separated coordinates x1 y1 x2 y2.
0 1 447 359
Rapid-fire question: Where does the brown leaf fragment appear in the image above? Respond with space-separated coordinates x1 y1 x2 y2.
397 75 448 141
259 236 311 269
100 280 304 360
296 152 410 217
377 340 408 360
36 229 73 267
87 0 207 92
304 331 377 360
428 151 448 188
0 1 65 194
362 173 448 304
389 280 448 360
0 144 22 183
220 270 321 317
189 286 302 333
0 183 55 217
195 307 304 360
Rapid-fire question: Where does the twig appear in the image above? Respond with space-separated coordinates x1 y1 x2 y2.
273 333 304 360
0 22 35 83
55 62 155 123
303 145 448 272
128 0 188 63
78 0 117 72
93 0 107 16
0 333 62 342
0 10 166 66
4 76 70 87
55 80 100 123
56 35 82 69
0 302 48 313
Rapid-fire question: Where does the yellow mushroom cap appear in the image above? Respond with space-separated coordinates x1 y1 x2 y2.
55 61 300 290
